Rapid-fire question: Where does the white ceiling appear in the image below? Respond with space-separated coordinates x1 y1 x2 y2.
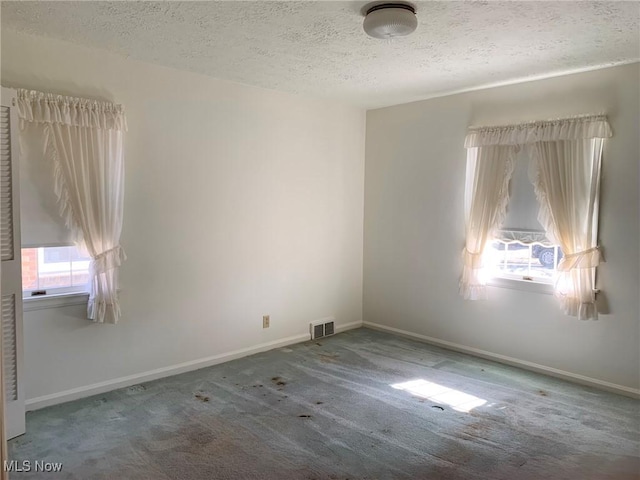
1 1 638 109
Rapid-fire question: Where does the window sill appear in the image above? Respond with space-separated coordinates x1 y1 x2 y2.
23 292 89 312
487 277 554 295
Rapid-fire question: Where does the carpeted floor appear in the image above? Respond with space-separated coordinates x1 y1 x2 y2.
8 328 640 479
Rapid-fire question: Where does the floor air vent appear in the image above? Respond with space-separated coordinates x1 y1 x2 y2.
310 318 335 340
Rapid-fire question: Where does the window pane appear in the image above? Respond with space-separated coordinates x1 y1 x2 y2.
488 239 563 284
71 248 91 287
37 246 72 288
530 245 563 280
21 248 39 291
503 243 532 275
22 246 90 294
43 246 70 264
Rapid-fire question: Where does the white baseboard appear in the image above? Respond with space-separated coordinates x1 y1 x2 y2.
363 321 640 399
335 320 363 334
26 320 363 411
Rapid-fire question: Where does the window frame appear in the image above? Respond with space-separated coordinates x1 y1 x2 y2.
23 291 89 312
21 244 90 303
486 276 554 295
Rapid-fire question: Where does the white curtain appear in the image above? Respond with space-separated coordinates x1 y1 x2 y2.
17 89 127 324
529 139 603 320
460 145 517 299
462 114 611 320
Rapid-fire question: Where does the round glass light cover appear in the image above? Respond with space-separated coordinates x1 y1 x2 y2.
363 7 418 39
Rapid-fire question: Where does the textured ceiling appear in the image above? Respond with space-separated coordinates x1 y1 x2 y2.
1 1 639 108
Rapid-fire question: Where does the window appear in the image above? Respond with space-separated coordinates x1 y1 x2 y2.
21 245 90 297
486 150 565 287
462 115 607 319
487 232 563 285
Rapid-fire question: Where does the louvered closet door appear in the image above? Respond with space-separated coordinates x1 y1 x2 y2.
1 88 25 439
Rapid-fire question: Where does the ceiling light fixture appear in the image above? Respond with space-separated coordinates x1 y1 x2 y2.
363 3 418 39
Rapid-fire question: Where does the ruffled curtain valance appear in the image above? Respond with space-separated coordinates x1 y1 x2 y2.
17 89 127 131
464 114 612 148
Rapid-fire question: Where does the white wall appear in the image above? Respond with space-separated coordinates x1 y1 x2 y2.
1 29 365 405
364 63 640 392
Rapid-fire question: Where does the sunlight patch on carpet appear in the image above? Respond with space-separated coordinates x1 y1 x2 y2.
391 379 487 412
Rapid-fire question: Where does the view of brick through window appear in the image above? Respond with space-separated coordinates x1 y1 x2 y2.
21 246 90 292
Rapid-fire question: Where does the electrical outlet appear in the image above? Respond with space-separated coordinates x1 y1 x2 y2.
263 315 270 329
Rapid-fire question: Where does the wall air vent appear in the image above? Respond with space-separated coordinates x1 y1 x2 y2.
310 317 336 340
